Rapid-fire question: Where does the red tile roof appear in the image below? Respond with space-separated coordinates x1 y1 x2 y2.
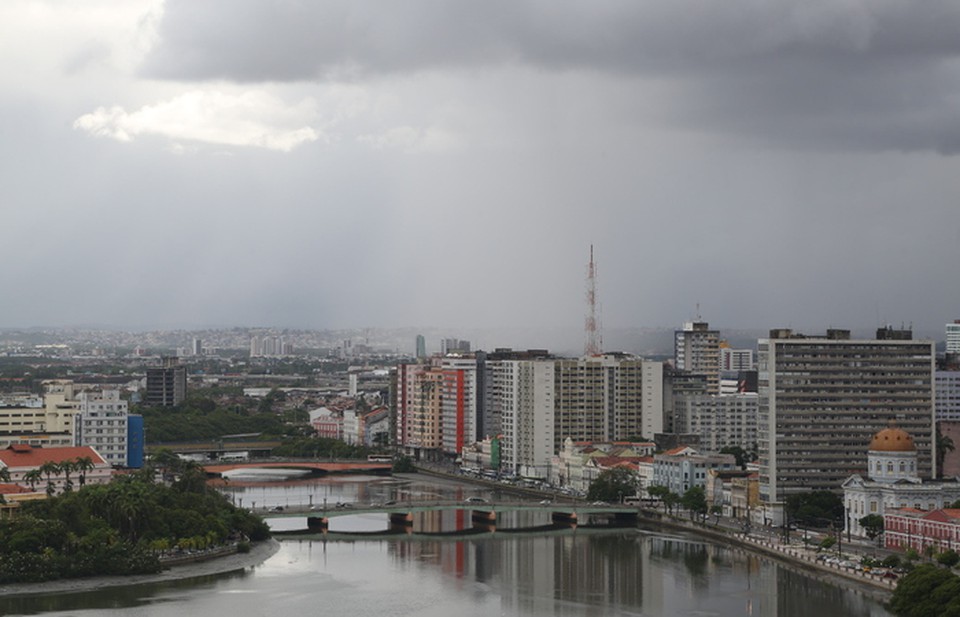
0 483 30 495
0 445 106 469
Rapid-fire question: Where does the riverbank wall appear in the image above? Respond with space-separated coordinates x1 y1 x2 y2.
639 511 896 599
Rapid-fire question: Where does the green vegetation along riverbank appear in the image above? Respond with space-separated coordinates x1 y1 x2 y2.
0 462 269 584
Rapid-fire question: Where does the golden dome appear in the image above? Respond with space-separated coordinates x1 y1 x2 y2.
869 424 915 452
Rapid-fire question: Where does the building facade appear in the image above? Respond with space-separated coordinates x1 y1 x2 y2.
947 321 960 355
936 371 960 422
145 357 187 406
758 328 935 514
885 508 960 553
74 390 129 468
843 424 960 538
553 354 663 448
675 322 721 394
652 448 738 495
672 392 758 454
495 359 556 478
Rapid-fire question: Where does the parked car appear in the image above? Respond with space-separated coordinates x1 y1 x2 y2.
464 496 489 504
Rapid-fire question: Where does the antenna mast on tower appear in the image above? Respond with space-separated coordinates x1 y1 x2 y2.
584 245 602 356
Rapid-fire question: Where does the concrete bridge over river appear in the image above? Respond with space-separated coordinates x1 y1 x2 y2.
265 500 641 538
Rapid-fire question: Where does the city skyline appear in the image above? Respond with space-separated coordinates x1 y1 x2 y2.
3 2 960 333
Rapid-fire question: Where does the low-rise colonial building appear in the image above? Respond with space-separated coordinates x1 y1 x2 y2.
842 424 960 538
885 508 960 553
0 444 112 495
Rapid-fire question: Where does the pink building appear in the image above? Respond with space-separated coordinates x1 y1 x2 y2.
885 508 960 553
310 410 343 440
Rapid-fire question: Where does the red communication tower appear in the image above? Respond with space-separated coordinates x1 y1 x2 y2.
584 245 602 356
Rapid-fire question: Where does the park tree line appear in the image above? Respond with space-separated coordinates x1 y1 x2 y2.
0 453 269 583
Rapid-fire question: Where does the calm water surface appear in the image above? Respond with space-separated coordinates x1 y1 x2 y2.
0 474 894 617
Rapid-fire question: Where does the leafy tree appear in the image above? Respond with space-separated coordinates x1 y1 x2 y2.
859 514 884 545
647 485 673 513
882 555 902 569
889 564 960 617
681 486 708 521
662 491 681 515
720 446 748 469
392 455 416 473
785 490 844 527
586 467 638 503
937 549 960 568
710 505 723 525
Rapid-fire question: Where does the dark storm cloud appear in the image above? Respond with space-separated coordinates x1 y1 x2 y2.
142 1 960 153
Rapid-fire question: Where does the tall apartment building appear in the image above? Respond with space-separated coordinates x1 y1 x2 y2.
757 327 935 511
145 357 187 407
74 390 129 468
554 354 663 447
672 392 758 454
441 338 471 355
720 347 754 372
490 353 663 478
947 321 960 354
480 349 552 440
396 363 444 459
395 356 479 460
936 371 960 422
492 359 556 478
415 334 426 359
675 322 721 394
439 355 478 457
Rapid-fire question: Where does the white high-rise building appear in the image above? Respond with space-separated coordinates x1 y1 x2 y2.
936 371 960 422
947 321 960 354
720 348 754 372
493 359 556 478
487 353 663 478
74 390 128 468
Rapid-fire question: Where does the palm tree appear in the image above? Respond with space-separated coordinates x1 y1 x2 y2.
60 459 75 492
0 465 10 483
937 429 955 478
39 461 62 496
74 456 95 488
23 468 43 491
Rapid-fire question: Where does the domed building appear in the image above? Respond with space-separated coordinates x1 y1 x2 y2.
843 423 960 538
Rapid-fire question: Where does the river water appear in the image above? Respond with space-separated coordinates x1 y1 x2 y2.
0 473 893 617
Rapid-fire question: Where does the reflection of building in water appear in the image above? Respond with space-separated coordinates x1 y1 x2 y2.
386 530 884 616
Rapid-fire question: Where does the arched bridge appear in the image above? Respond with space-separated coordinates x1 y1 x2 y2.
203 460 392 477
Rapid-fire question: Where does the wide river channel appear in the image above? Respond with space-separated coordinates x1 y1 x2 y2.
0 472 894 617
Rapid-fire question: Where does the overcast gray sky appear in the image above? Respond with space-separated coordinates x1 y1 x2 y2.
2 0 959 336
